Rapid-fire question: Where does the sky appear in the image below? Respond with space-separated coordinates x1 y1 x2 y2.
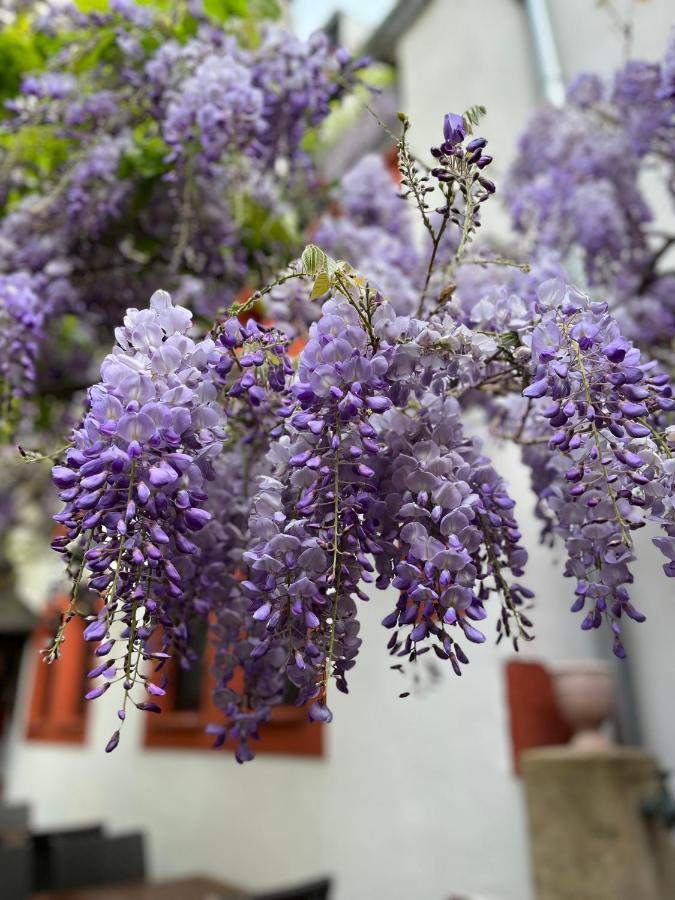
292 0 396 40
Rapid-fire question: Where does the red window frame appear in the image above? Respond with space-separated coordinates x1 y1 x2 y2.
143 628 323 757
26 597 90 745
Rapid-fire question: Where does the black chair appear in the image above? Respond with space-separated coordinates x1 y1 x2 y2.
49 830 145 890
100 832 146 884
251 877 331 900
0 804 30 834
32 825 104 891
0 844 32 900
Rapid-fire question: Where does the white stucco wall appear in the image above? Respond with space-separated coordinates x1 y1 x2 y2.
4 434 595 900
4 3 675 900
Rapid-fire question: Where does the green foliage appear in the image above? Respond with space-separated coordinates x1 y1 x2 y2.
74 0 112 10
71 26 123 74
203 0 281 21
309 271 331 300
0 18 44 110
301 244 363 300
0 126 73 212
301 244 329 277
234 194 299 254
119 126 171 180
462 105 487 135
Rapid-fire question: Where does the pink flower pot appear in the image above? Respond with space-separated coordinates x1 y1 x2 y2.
553 660 615 750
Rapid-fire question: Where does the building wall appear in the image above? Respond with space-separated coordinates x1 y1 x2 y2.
395 0 675 786
5 3 675 900
5 440 593 900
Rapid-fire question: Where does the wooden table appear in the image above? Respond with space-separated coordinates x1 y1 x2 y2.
31 876 250 900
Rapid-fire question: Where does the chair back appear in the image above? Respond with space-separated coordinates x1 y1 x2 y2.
0 843 32 900
251 877 331 900
49 830 145 890
101 832 146 884
32 825 103 891
0 804 30 834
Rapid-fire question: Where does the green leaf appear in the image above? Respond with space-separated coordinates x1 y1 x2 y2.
203 0 248 22
0 20 43 108
462 105 487 135
74 0 111 10
309 272 330 300
202 0 280 23
301 244 328 277
119 127 171 180
71 26 119 74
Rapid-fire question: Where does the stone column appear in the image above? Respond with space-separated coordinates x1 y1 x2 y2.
521 747 675 900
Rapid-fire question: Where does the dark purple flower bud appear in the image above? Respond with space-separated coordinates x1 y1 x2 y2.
83 618 108 642
382 610 399 628
366 396 391 412
466 137 487 152
146 683 166 697
136 702 161 713
523 378 549 398
235 742 254 764
105 731 120 753
620 401 648 418
184 507 212 530
53 466 79 487
603 337 630 362
85 683 110 701
305 610 320 629
460 622 486 643
252 602 271 621
478 176 496 193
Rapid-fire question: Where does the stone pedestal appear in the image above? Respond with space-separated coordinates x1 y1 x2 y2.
521 747 675 900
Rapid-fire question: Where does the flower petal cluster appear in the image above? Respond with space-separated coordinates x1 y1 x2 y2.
506 38 675 355
373 396 531 672
51 291 228 722
241 294 395 724
520 279 674 656
0 272 44 409
0 4 361 445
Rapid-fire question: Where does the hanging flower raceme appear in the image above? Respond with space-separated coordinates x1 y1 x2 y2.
50 291 230 740
49 288 297 752
241 292 396 726
182 449 289 764
39 102 675 766
374 396 532 676
0 272 44 432
521 279 674 656
505 36 675 355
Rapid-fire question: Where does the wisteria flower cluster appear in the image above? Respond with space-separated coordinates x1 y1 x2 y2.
506 32 675 357
49 291 226 734
49 288 292 751
42 91 675 760
520 280 674 657
0 272 43 433
0 0 363 445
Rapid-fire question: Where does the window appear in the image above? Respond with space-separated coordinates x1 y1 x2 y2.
143 620 323 757
504 659 572 774
26 597 90 745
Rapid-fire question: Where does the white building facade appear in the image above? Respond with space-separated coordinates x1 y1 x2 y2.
5 3 674 899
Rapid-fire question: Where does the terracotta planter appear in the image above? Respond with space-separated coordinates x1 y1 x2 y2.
552 660 615 750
